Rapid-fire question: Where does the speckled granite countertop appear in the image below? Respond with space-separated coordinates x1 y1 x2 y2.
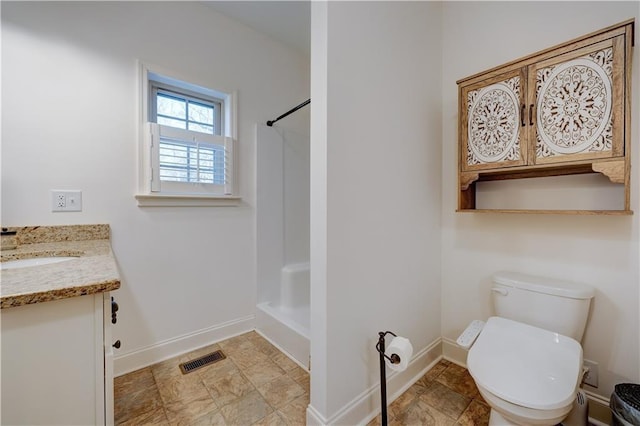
1 225 121 309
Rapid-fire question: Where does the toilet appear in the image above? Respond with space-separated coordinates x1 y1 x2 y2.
466 271 595 426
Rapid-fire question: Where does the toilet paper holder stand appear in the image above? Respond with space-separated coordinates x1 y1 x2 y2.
376 331 402 426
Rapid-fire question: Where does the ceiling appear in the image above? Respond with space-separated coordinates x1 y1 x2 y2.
203 1 311 56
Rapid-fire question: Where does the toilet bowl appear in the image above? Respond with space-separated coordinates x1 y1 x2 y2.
468 317 583 425
462 271 594 425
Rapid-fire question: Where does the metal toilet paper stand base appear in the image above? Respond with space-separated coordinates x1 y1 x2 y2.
376 331 401 426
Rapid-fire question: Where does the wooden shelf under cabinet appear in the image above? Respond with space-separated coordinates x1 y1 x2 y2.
458 158 633 215
457 209 633 215
457 19 634 215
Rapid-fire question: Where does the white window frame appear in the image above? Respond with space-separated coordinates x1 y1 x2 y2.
136 63 240 207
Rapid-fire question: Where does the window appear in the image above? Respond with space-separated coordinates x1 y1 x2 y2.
137 65 238 206
151 83 222 136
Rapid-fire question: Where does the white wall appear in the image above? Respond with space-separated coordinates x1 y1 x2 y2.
309 2 442 422
1 1 309 374
441 1 640 400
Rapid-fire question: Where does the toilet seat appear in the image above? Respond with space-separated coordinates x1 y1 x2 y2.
468 317 583 411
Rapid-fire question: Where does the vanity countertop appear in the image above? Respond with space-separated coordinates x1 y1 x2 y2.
1 224 121 309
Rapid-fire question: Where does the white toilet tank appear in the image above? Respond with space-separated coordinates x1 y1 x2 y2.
492 271 595 341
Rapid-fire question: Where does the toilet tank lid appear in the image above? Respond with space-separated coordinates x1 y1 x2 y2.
493 271 595 299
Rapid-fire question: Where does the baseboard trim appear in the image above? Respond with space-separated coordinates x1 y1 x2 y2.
442 336 468 366
584 390 611 426
113 314 255 376
306 337 443 426
306 404 327 426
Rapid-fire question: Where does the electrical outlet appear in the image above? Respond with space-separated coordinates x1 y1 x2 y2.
56 194 66 208
583 359 599 388
51 190 82 212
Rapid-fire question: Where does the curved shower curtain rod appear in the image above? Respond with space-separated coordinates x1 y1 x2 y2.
266 98 310 127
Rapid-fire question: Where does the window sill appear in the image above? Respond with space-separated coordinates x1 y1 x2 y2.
135 193 242 207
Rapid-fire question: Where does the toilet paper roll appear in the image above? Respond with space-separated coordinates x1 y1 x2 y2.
385 336 413 372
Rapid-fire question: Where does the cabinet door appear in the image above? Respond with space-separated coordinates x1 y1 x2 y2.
529 36 625 164
1 294 105 425
460 69 527 171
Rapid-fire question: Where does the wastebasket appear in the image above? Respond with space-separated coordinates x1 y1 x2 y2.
611 383 640 426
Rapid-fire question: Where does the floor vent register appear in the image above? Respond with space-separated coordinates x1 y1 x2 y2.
179 350 226 374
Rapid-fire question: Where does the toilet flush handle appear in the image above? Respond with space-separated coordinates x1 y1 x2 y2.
491 287 508 296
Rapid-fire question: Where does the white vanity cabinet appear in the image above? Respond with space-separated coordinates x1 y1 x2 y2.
1 292 114 425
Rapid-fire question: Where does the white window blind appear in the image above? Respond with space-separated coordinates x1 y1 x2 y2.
149 123 233 195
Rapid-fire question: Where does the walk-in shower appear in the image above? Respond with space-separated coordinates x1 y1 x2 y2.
256 107 310 368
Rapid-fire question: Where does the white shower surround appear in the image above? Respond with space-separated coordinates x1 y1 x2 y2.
257 262 310 367
256 124 310 368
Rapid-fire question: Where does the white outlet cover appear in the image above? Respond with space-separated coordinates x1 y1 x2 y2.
583 359 598 388
51 190 82 212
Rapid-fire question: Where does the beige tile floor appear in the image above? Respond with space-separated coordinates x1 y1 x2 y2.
366 359 490 426
115 332 489 425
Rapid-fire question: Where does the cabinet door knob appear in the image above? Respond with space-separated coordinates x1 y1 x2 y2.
113 340 121 349
529 104 534 126
521 105 526 127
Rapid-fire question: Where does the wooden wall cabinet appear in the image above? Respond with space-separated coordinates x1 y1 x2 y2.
458 19 634 214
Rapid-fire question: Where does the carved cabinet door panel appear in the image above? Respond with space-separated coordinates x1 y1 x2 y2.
528 36 625 165
460 69 527 171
